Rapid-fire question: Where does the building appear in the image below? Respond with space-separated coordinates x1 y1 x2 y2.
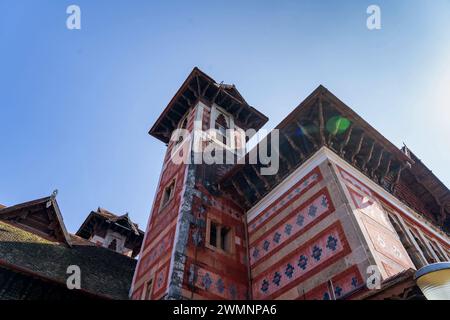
130 67 450 300
0 193 143 300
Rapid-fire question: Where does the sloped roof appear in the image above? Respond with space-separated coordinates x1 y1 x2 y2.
0 220 136 299
76 208 144 258
219 85 449 233
149 67 268 143
0 196 71 245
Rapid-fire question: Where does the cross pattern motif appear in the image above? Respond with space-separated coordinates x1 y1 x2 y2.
249 171 321 232
250 190 333 266
254 225 345 299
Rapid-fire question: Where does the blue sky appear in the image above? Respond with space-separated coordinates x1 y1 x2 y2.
1 0 449 233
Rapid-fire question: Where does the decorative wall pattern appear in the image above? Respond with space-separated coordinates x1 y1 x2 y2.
252 222 350 300
189 264 247 300
248 167 322 234
137 228 175 278
303 266 364 300
362 215 413 269
337 165 415 275
249 188 335 267
348 188 394 232
336 165 449 250
151 262 170 299
338 167 374 197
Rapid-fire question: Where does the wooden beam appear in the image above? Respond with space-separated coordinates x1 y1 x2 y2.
196 75 202 97
211 86 222 104
201 82 211 97
235 105 244 120
241 172 262 198
282 132 304 158
278 151 293 171
170 106 185 119
338 123 353 156
251 165 271 190
180 94 192 106
217 94 228 106
370 148 384 177
391 164 406 193
243 110 253 124
351 133 365 164
231 180 251 207
361 140 376 171
318 98 326 145
380 158 392 184
294 120 318 149
187 85 199 98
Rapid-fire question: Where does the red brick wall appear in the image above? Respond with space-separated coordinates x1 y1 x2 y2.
131 108 197 300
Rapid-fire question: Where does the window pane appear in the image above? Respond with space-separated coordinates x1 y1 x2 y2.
221 227 231 252
210 222 217 247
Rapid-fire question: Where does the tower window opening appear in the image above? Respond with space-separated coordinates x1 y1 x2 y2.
161 180 175 209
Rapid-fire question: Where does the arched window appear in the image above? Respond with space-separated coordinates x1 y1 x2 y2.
215 113 229 145
181 117 188 129
108 239 117 251
175 116 188 145
387 213 426 269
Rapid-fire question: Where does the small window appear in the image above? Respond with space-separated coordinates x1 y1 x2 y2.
220 227 232 252
181 117 188 130
108 239 117 251
215 113 229 145
161 180 175 209
175 117 189 145
210 222 218 247
143 279 153 300
207 219 234 254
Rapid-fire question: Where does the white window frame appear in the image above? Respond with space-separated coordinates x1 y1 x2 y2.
209 104 245 155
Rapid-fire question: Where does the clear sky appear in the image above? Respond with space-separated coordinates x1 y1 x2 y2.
1 0 449 233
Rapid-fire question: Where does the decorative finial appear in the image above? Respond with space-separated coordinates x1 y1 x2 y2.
51 189 58 199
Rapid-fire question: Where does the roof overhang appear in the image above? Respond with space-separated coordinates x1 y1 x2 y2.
220 85 414 209
0 196 72 246
149 67 268 143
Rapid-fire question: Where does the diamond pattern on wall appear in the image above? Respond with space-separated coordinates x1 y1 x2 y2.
250 188 334 266
249 168 322 233
195 266 247 300
253 222 349 299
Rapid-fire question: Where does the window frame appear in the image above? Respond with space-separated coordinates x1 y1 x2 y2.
209 104 236 151
141 276 154 300
205 217 235 255
159 178 176 212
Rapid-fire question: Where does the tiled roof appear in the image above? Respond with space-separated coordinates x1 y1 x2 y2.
0 220 136 299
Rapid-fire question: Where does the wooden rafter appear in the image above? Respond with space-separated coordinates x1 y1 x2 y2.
362 140 376 171
187 85 199 98
339 123 354 156
230 180 251 207
380 158 392 183
282 132 304 158
294 120 318 149
351 132 365 164
318 98 326 145
195 75 202 97
370 148 384 177
241 172 262 198
251 165 271 190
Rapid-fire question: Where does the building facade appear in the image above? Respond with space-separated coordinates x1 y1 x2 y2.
0 195 143 300
130 68 450 300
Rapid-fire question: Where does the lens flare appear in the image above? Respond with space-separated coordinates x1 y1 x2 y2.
326 116 351 135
